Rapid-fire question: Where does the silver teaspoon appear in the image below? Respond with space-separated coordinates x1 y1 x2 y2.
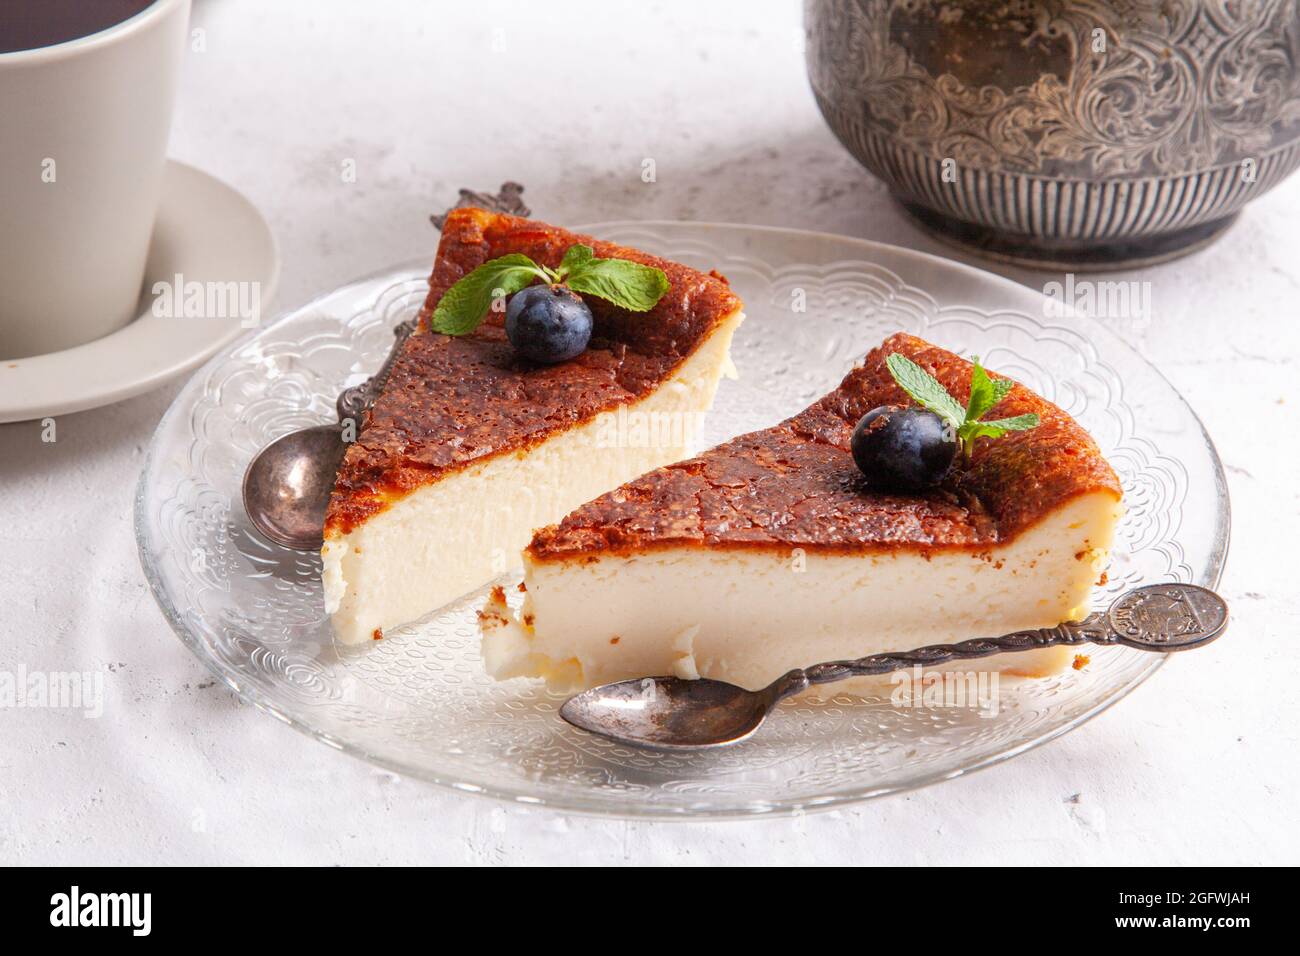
242 182 532 551
559 583 1229 751
242 319 415 550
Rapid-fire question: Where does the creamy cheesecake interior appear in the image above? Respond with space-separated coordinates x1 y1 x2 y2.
323 309 743 644
481 491 1121 693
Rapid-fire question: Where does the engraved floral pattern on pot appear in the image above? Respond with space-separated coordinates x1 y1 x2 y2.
807 0 1300 178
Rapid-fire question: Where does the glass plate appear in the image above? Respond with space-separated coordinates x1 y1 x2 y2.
135 222 1229 818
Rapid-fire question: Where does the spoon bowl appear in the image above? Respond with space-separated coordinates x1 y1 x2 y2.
242 423 346 551
240 318 418 552
560 675 789 750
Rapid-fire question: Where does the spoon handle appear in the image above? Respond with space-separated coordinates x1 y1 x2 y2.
335 319 418 422
429 181 530 230
790 583 1228 692
338 183 532 423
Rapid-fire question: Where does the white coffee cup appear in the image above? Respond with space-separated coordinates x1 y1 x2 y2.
0 0 191 360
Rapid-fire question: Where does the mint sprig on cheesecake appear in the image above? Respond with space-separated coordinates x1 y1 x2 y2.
851 353 1041 492
430 244 670 363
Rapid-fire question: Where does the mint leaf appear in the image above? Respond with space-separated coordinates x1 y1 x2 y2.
958 413 1039 450
557 243 594 278
958 423 1007 446
964 357 1013 422
886 350 1039 461
885 353 966 428
430 254 547 335
988 377 1014 409
971 412 1039 433
566 256 669 312
967 356 1013 421
965 358 993 422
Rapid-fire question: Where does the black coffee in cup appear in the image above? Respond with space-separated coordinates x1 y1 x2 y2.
0 0 157 54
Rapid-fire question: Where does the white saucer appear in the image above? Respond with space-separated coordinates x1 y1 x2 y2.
0 160 279 423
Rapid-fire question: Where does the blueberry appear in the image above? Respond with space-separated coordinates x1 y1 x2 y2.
850 405 956 492
505 284 593 363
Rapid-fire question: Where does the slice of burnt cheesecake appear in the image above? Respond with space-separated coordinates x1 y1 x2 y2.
481 332 1124 692
323 208 744 644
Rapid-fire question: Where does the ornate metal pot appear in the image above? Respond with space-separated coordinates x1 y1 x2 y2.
806 0 1300 269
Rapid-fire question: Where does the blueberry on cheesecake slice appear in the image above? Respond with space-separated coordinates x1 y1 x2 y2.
322 209 744 644
480 333 1123 693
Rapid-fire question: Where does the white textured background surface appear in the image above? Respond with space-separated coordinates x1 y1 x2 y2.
2 0 1298 865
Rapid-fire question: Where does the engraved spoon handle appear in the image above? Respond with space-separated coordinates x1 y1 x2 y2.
775 584 1229 698
335 182 532 423
335 319 417 422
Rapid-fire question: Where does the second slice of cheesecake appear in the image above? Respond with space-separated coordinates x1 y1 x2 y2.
480 333 1124 693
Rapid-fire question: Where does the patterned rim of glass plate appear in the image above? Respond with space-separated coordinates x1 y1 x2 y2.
135 223 1230 819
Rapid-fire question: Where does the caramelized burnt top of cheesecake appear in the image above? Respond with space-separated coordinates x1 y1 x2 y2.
528 333 1122 560
324 208 741 536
